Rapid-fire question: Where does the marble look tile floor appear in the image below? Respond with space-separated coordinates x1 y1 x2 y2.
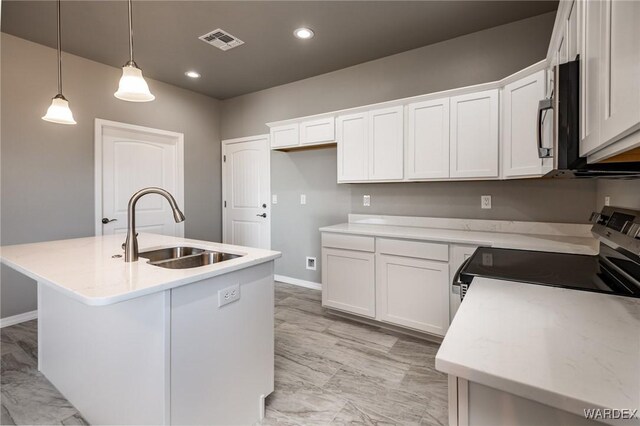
0 282 447 425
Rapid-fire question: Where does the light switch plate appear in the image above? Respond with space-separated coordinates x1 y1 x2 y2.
218 283 240 307
300 194 306 205
272 194 278 205
481 195 492 209
363 195 371 207
604 196 610 206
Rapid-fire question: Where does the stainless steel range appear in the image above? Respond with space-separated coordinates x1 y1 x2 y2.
454 206 640 300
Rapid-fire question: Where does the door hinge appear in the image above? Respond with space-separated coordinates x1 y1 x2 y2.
224 201 227 208
223 155 226 162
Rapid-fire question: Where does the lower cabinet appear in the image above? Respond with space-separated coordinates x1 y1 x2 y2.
321 247 375 318
376 254 449 335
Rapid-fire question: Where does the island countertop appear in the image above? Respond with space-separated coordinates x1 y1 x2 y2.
0 233 281 306
435 277 640 425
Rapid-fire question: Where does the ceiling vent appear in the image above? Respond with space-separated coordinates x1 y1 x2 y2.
198 28 244 51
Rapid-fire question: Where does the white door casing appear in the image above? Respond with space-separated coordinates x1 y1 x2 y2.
94 119 184 237
222 135 271 250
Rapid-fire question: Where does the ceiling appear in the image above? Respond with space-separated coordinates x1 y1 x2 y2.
2 1 558 100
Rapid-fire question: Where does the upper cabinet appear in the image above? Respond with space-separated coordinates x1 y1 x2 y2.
368 106 404 181
337 112 369 182
502 70 546 178
578 0 640 158
337 107 404 183
270 123 299 149
269 116 336 150
405 98 450 180
450 89 500 179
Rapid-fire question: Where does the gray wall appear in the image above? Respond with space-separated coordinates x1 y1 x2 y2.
596 180 640 210
220 12 599 283
1 34 222 319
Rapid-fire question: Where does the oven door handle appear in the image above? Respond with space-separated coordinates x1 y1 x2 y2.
537 97 554 158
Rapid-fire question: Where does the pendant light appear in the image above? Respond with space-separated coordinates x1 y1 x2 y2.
42 0 76 125
114 0 155 102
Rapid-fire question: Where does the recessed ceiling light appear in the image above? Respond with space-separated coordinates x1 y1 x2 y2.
185 71 201 79
293 27 314 40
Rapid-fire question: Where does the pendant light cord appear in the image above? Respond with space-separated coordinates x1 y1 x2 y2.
57 0 62 94
128 0 134 64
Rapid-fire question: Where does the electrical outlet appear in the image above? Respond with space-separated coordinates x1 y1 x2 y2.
306 256 317 271
218 283 240 307
363 195 371 207
272 194 278 205
604 196 611 206
481 195 492 209
300 194 307 205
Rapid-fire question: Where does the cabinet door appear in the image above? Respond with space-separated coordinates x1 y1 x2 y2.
580 0 602 156
598 0 640 147
450 90 500 179
270 123 299 149
337 112 369 182
322 248 375 318
406 98 450 179
300 117 335 146
376 254 449 336
502 70 546 178
368 106 404 180
449 245 477 322
567 0 579 62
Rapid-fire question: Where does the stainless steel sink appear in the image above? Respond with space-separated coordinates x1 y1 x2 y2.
150 251 242 269
139 246 204 262
138 246 243 269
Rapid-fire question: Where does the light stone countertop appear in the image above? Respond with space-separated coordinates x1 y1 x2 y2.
319 222 598 255
0 233 281 306
436 277 640 426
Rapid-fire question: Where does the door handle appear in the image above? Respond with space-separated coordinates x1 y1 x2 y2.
256 213 267 218
537 97 553 158
102 218 117 224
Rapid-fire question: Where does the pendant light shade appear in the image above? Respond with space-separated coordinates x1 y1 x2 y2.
114 61 155 102
42 0 76 125
115 0 154 102
42 94 76 125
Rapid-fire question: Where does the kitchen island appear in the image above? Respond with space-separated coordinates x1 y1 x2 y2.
0 233 281 425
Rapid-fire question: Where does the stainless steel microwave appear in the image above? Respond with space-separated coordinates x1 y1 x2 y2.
537 58 640 178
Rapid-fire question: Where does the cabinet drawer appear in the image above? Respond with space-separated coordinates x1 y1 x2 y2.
377 238 448 261
300 117 335 145
321 233 374 252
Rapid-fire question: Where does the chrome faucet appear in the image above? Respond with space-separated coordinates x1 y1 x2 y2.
124 187 185 262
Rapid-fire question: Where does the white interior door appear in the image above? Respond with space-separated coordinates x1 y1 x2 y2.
222 135 271 249
95 119 184 237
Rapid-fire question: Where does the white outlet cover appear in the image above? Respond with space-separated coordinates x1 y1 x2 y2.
218 283 240 307
300 194 306 205
604 196 611 206
306 256 317 271
363 195 371 207
272 194 278 204
481 195 492 209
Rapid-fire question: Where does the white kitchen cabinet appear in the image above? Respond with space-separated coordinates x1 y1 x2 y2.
376 254 449 336
597 0 640 149
406 98 450 179
450 89 500 179
300 117 335 146
567 1 579 62
502 70 546 178
449 245 477 321
270 123 299 149
322 247 375 318
337 112 369 182
579 0 603 156
369 106 404 180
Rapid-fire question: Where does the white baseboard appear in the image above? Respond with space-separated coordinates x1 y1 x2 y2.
0 310 38 328
274 274 322 291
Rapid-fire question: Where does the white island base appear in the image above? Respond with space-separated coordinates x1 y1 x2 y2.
37 261 274 425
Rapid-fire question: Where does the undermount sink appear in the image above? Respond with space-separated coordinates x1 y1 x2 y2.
139 246 204 262
138 246 243 269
